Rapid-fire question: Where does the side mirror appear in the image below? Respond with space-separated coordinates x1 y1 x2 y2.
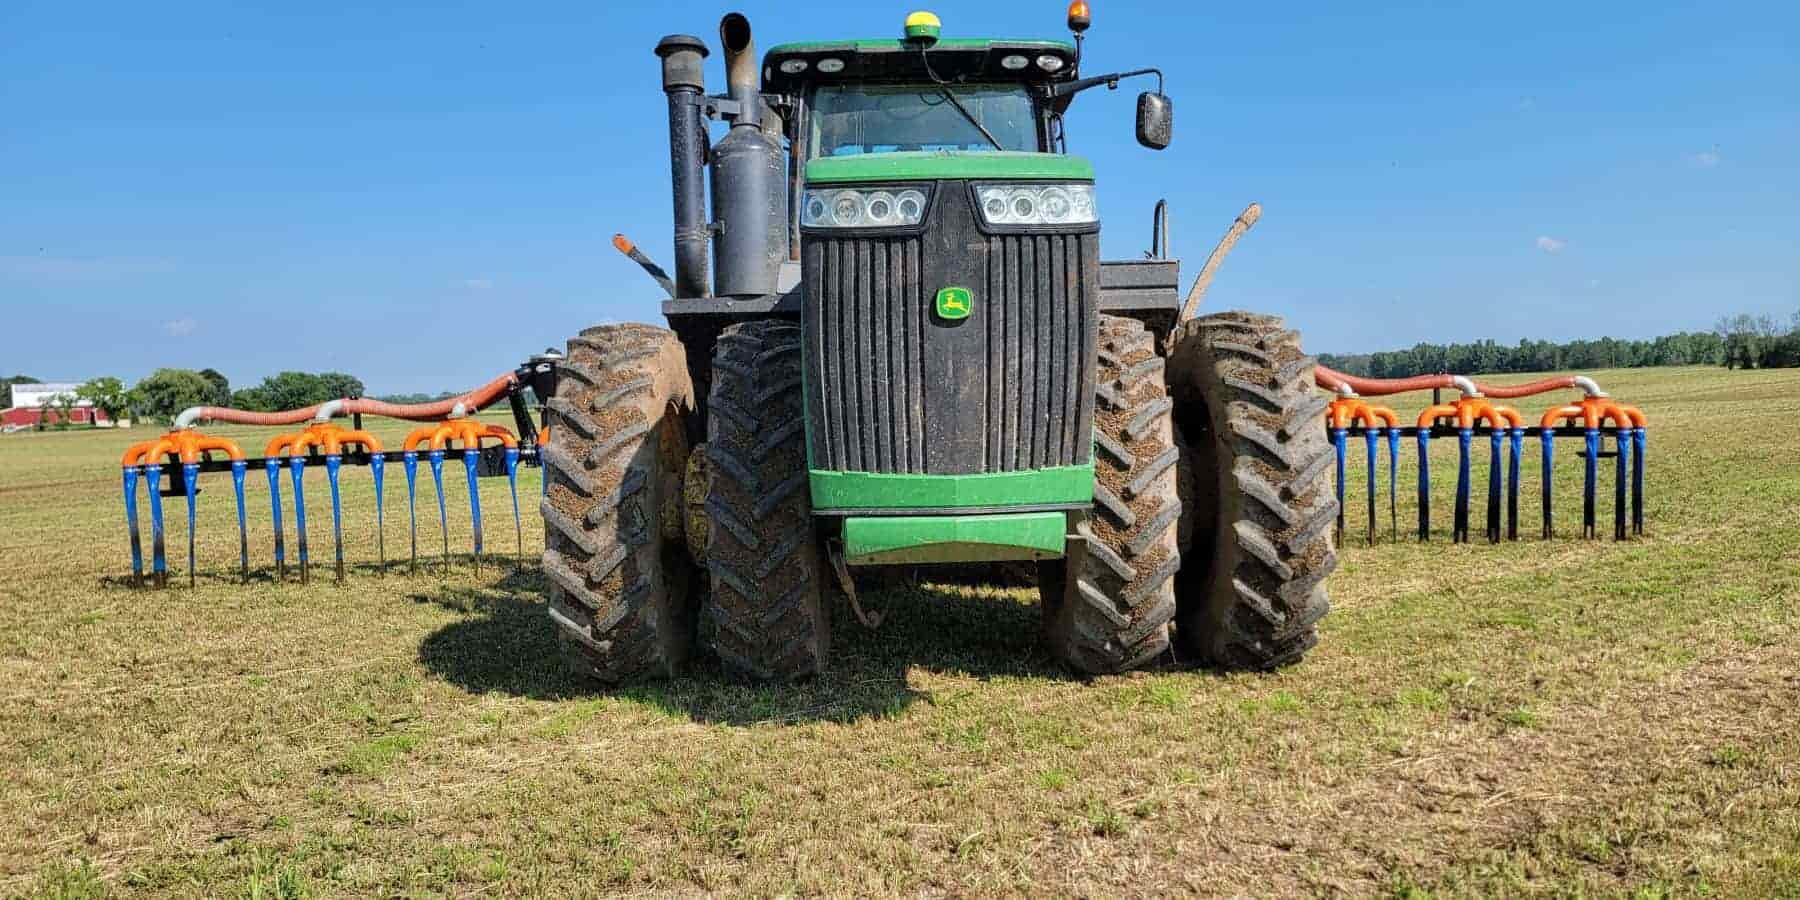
1136 92 1172 150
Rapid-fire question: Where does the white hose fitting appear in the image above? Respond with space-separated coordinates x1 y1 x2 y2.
1450 375 1481 397
174 407 206 430
449 401 470 419
1573 376 1606 398
1335 383 1358 398
311 399 347 423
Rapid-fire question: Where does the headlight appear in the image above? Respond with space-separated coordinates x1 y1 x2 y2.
801 187 929 228
974 183 1098 226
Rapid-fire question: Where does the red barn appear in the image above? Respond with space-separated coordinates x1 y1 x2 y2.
2 383 111 429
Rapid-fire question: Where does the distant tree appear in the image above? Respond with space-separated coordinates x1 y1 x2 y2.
316 372 365 401
236 371 365 412
229 386 274 412
76 377 132 424
1757 312 1800 368
1 375 41 409
1764 309 1800 369
133 369 216 424
197 368 232 407
1716 314 1757 369
49 391 78 429
251 372 322 411
1761 334 1800 369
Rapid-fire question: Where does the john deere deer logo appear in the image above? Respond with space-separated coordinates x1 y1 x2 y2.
935 286 972 321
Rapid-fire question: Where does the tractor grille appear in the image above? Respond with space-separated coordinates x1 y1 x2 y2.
807 234 931 474
803 199 1099 478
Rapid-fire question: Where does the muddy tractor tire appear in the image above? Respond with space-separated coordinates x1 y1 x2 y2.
540 323 700 683
1040 315 1180 674
701 320 832 681
1165 312 1337 670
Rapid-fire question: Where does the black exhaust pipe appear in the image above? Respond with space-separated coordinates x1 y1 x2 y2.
655 33 711 298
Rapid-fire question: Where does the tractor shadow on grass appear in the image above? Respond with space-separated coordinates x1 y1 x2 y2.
415 566 1075 725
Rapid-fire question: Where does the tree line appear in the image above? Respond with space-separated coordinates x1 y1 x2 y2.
1319 310 1800 378
3 369 366 427
5 369 474 431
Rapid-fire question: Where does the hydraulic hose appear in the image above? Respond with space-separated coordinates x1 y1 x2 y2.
1314 365 1598 400
176 373 518 427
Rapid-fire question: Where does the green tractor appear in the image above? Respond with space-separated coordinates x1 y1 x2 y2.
541 8 1337 681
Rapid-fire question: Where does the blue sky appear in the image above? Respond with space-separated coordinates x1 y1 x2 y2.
3 0 1795 394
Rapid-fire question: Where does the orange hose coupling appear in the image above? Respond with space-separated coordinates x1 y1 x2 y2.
124 429 247 466
403 420 518 453
1539 396 1647 430
1327 396 1400 431
265 422 385 458
1416 395 1523 430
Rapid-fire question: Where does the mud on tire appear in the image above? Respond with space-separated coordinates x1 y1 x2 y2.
540 323 698 683
1165 311 1337 670
1040 315 1180 674
701 320 831 681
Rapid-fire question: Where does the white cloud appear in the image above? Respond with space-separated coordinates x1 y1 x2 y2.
1689 150 1721 168
1535 236 1567 254
162 318 197 337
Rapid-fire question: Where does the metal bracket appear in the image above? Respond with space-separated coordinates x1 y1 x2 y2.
704 96 742 119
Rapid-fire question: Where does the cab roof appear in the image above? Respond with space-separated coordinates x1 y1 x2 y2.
762 38 1078 93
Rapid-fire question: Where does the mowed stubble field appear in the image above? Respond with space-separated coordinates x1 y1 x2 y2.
2 364 1798 897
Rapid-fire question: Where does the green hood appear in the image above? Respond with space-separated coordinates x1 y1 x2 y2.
804 151 1094 184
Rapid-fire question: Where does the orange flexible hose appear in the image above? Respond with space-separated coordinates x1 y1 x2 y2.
1315 364 1581 399
188 372 518 426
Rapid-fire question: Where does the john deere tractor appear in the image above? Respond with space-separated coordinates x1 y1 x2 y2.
541 8 1337 681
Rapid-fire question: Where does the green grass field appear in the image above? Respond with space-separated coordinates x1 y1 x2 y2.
3 365 1797 897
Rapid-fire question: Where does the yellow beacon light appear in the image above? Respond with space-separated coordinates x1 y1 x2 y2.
903 11 942 45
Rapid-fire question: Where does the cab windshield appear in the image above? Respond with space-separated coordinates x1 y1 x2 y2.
808 83 1038 158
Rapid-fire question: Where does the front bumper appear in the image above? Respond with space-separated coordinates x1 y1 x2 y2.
840 511 1067 566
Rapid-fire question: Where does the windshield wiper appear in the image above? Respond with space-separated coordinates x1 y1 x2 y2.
917 46 1005 151
936 87 1004 151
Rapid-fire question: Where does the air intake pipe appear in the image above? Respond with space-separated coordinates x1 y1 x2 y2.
655 33 711 298
710 12 788 297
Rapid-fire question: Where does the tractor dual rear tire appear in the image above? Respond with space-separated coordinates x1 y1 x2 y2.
541 323 699 683
701 320 832 681
1040 315 1181 674
1165 312 1337 670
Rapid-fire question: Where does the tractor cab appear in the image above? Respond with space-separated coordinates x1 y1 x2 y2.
761 12 1174 261
763 35 1080 158
761 15 1171 161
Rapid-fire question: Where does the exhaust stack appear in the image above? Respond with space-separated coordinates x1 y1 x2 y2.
709 13 788 297
719 13 761 130
655 34 711 298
